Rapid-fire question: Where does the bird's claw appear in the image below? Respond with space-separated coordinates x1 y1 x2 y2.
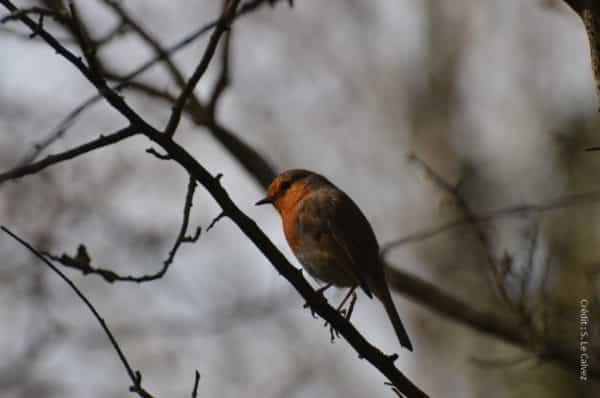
325 287 359 343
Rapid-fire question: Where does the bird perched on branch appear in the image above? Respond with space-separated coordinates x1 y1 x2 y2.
256 169 413 351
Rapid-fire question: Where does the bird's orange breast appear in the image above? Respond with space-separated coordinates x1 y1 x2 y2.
276 183 312 251
282 204 301 250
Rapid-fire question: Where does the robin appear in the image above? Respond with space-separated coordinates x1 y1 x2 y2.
256 169 413 351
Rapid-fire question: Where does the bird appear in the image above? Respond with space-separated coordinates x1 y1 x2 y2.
255 169 413 351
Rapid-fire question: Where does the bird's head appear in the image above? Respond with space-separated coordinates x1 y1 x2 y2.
255 169 320 213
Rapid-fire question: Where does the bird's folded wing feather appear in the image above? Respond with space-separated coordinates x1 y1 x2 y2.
328 190 381 298
298 188 379 298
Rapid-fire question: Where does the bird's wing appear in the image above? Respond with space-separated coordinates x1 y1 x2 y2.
297 188 378 298
326 189 380 298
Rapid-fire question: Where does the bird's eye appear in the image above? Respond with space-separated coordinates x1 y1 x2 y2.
280 181 291 191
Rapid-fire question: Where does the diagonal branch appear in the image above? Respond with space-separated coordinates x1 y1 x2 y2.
1 227 155 398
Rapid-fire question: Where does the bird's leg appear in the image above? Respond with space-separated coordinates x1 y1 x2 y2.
325 286 358 343
343 289 358 321
336 286 357 319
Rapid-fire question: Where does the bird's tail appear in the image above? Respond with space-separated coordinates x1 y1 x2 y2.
375 280 413 351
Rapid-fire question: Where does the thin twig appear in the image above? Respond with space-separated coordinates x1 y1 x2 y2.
146 147 171 160
0 125 139 183
163 176 202 266
207 212 226 232
191 370 201 398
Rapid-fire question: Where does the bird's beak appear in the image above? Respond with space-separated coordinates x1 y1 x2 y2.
255 197 272 206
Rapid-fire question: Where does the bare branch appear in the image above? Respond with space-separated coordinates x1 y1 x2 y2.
46 176 201 283
0 125 139 183
163 0 240 138
164 176 202 265
1 227 155 398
